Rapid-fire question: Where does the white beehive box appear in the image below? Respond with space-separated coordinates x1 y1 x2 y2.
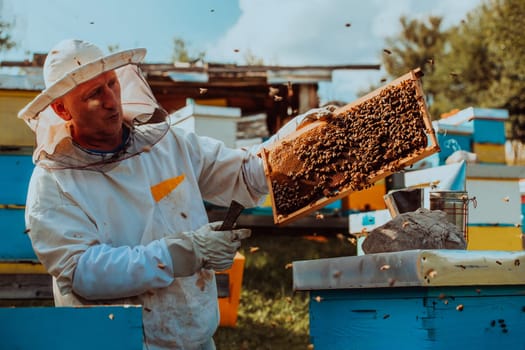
170 102 268 148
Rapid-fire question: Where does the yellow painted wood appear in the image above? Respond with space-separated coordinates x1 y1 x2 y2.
472 143 506 164
0 262 47 274
467 226 523 251
0 91 38 147
344 179 387 212
217 252 245 327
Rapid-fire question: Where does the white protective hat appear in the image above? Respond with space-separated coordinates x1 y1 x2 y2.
18 39 146 121
18 39 169 162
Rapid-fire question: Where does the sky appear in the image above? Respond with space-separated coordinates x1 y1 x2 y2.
0 0 484 103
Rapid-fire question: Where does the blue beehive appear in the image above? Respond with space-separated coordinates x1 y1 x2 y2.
434 121 473 165
0 153 36 260
441 107 509 144
293 249 525 350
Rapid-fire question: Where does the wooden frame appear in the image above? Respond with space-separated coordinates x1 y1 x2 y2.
260 68 439 225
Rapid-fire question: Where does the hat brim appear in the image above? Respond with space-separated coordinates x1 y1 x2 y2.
18 48 147 120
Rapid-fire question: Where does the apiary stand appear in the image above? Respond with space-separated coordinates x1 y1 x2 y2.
293 249 525 349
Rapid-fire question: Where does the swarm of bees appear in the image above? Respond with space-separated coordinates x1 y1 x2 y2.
268 78 428 215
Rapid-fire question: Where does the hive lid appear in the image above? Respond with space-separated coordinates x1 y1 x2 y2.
293 249 525 291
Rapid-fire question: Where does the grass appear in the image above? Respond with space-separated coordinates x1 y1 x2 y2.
214 231 356 350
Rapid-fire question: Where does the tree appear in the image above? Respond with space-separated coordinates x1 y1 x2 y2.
172 36 205 63
381 0 524 118
383 16 446 78
0 20 16 52
370 15 448 117
379 0 525 162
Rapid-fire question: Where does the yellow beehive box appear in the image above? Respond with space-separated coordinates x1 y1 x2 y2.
467 226 523 251
217 252 245 327
472 143 506 164
343 179 387 212
0 90 37 147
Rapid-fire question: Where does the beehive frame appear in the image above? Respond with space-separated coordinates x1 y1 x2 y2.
260 68 439 225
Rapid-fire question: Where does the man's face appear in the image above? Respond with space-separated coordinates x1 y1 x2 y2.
55 70 124 150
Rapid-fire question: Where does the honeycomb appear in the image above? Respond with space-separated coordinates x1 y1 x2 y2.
262 69 439 224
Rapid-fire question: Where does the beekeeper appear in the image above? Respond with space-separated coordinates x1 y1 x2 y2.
19 39 332 350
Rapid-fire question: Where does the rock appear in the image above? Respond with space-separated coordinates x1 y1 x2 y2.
362 208 467 254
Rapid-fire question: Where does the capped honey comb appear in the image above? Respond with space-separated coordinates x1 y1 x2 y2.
260 68 439 225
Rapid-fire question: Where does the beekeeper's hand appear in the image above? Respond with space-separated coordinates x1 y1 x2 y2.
263 105 337 146
163 222 251 276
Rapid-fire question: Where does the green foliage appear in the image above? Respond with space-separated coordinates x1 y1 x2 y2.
214 233 356 349
0 20 16 52
383 15 447 78
380 0 525 133
172 36 205 63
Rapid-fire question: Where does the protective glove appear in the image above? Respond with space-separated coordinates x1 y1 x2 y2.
258 105 337 148
163 221 251 276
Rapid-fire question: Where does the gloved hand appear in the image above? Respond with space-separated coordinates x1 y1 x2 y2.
163 222 251 276
261 105 337 146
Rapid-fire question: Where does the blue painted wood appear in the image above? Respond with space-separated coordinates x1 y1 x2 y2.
436 133 472 165
309 286 525 350
0 306 143 349
473 119 506 144
0 154 34 204
0 208 37 260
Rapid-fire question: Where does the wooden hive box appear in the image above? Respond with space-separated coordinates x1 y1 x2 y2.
260 68 439 225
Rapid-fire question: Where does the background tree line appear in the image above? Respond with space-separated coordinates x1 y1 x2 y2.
376 0 524 149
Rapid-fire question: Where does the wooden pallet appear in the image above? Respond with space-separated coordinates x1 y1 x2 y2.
260 68 439 225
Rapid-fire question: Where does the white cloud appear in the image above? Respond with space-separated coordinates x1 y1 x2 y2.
206 0 482 103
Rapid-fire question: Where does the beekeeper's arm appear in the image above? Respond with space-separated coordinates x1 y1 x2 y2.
26 171 249 300
189 106 336 207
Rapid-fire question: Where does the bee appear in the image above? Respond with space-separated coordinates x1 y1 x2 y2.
380 264 391 271
388 278 396 287
456 304 464 312
199 88 208 95
332 270 342 278
502 196 510 202
284 263 293 269
274 95 283 102
345 22 351 27
180 212 187 219
233 49 240 53
426 269 437 278
268 86 279 97
249 246 260 253
108 313 115 320
157 263 166 269
314 295 322 302
383 49 392 55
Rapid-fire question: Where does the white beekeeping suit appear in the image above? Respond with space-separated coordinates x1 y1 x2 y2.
18 39 268 350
